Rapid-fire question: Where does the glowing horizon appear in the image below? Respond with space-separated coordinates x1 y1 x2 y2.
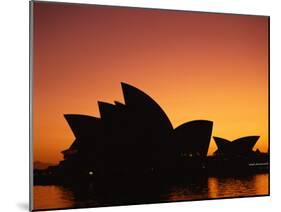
33 2 269 164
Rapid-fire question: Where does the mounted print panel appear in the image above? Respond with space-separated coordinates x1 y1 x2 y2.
30 1 269 211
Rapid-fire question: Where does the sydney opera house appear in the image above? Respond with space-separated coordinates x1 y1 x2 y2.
34 82 268 184
206 136 269 174
213 136 260 157
49 83 213 181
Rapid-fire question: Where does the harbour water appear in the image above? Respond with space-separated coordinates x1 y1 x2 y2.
34 173 268 210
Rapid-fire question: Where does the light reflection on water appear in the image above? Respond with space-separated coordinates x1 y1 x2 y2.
34 185 74 210
167 173 268 201
33 173 268 210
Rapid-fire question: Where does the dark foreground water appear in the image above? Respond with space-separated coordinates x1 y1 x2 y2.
34 173 268 210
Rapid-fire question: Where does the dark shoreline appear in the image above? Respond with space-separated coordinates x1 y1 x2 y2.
34 156 269 186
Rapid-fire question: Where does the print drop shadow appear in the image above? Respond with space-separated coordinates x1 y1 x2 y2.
16 202 29 211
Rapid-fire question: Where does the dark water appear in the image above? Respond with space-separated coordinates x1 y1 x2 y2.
34 173 268 210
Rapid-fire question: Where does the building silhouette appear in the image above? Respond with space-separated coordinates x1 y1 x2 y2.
213 136 259 157
34 83 268 185
206 136 269 175
56 82 213 179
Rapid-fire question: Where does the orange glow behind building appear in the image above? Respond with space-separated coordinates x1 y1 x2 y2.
33 2 269 164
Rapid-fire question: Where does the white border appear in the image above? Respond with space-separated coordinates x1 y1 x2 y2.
1 0 280 212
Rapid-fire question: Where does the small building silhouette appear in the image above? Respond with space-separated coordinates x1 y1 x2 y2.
213 136 260 157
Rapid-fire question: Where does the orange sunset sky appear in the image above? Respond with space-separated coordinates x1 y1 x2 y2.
33 2 269 164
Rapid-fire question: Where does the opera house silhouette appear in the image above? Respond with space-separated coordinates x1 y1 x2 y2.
34 82 268 184
206 136 268 175
213 136 260 156
50 83 212 181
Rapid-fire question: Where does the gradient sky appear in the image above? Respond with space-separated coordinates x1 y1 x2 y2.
33 2 269 164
